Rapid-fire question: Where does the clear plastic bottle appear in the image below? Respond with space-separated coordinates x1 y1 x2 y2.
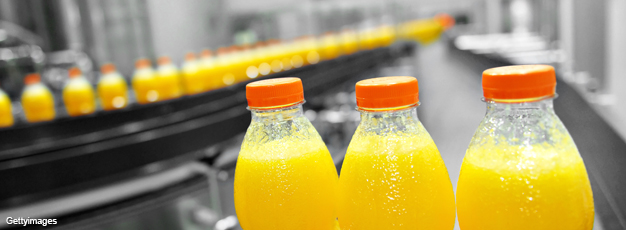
98 63 129 111
0 86 13 127
339 76 456 230
234 77 338 230
22 73 56 122
456 65 594 230
63 67 96 116
181 52 204 95
156 56 183 100
132 58 159 104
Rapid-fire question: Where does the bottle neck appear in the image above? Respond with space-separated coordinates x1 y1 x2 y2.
250 104 304 123
358 106 421 135
485 98 555 117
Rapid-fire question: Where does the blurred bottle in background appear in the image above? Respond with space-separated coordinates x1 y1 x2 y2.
0 86 14 127
98 63 129 111
156 56 183 101
132 59 159 104
181 52 204 95
63 67 96 117
21 73 55 123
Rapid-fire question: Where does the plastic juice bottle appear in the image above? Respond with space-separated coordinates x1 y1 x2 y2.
98 63 129 111
181 52 204 95
132 58 159 104
456 65 594 230
217 47 237 87
398 19 444 45
266 41 284 74
156 56 183 100
319 32 341 61
63 67 96 117
340 29 359 55
200 49 216 90
21 73 55 122
358 29 378 50
338 76 456 230
234 77 338 230
0 87 13 127
378 25 397 47
280 42 295 71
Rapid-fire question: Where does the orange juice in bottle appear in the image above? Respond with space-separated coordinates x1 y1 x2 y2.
63 67 96 117
98 63 128 110
398 18 445 45
132 58 159 104
456 65 594 230
199 49 216 90
340 29 359 55
234 78 338 230
319 32 342 61
21 73 55 122
181 52 204 95
156 56 183 100
0 86 13 127
338 76 456 230
216 47 237 87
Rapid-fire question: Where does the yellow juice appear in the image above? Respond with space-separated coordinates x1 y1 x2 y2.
63 68 96 116
132 59 159 104
0 89 13 127
235 138 338 230
98 67 129 111
22 74 55 123
339 125 456 230
63 78 96 117
457 141 594 230
399 19 444 45
181 53 204 95
319 33 341 61
199 50 216 90
340 30 359 55
156 57 183 100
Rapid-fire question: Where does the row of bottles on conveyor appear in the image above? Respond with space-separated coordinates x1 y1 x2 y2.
0 14 455 128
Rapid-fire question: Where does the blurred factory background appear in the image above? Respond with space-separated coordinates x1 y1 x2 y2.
0 0 624 229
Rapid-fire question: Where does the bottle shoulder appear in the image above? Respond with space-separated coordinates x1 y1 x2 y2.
350 119 437 153
466 110 582 169
240 115 328 156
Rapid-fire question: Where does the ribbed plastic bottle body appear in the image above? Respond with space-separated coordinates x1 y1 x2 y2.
234 104 338 230
339 106 456 230
457 99 594 230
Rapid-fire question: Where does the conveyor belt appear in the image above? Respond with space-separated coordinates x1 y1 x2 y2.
0 42 415 209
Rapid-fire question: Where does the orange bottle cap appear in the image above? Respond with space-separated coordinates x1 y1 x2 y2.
482 65 556 100
435 13 455 29
246 77 304 109
355 76 419 110
135 58 151 69
24 73 41 85
185 52 196 61
201 49 213 58
101 63 116 74
68 67 82 78
157 56 171 65
217 47 230 56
